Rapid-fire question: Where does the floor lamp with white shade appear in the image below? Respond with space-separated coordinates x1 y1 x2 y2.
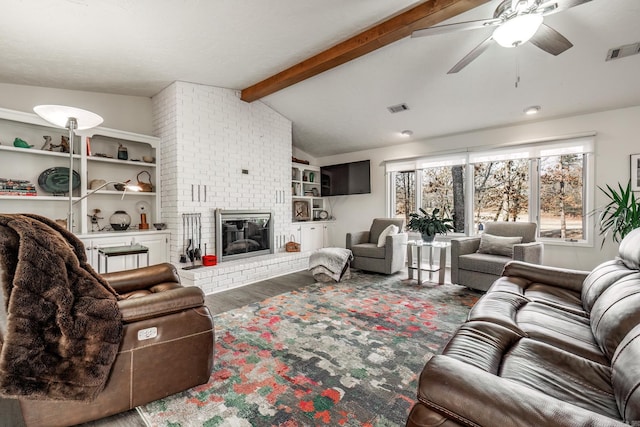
33 105 104 232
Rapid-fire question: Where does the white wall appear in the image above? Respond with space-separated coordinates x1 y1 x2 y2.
152 82 292 264
0 83 154 135
314 105 640 271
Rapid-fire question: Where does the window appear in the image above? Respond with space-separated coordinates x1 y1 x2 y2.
473 159 529 229
422 165 466 233
386 136 594 244
394 170 415 225
538 154 585 240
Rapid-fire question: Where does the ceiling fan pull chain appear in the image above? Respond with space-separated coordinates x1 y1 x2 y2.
515 51 521 88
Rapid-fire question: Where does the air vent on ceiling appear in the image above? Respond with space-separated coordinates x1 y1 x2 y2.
605 42 640 62
387 103 409 114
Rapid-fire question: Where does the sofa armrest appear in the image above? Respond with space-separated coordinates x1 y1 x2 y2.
451 236 481 256
103 262 181 294
418 355 627 427
387 231 408 247
346 231 369 248
502 261 589 293
386 232 408 271
513 242 543 264
117 286 205 323
450 237 481 284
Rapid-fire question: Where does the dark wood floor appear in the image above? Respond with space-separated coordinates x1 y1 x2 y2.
0 270 318 427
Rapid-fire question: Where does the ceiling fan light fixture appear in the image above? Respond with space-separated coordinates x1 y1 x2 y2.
493 14 543 48
401 130 413 137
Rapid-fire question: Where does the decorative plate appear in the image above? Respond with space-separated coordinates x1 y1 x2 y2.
318 210 329 220
38 167 81 195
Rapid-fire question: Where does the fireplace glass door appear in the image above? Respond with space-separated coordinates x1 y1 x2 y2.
215 210 273 261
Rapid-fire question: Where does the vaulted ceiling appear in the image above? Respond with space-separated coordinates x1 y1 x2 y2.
1 0 639 157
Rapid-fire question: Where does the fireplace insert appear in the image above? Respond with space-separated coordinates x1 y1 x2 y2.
215 209 274 262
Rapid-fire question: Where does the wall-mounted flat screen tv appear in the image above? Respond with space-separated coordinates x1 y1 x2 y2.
320 160 371 196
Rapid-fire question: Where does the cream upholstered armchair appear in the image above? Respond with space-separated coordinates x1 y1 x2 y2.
346 218 407 274
451 221 543 291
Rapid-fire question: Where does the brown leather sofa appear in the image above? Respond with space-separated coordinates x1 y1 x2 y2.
15 263 215 427
407 228 640 427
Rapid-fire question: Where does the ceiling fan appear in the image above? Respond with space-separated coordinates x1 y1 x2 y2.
412 0 592 73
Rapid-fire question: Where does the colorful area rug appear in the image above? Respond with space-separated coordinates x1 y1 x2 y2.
138 272 479 427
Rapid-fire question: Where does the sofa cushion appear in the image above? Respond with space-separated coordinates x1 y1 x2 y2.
442 320 619 419
442 321 523 373
350 243 385 259
468 289 608 364
582 259 638 312
612 324 640 422
484 221 537 243
500 339 619 420
376 224 398 247
459 252 510 276
618 227 640 270
490 275 586 316
478 233 523 257
590 274 640 359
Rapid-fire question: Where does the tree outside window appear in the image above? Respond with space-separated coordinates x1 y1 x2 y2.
421 166 465 233
539 154 584 240
395 171 415 226
473 159 529 229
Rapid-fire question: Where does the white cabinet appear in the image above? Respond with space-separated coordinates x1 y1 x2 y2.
79 231 169 273
134 232 170 266
294 222 332 252
0 107 160 235
301 224 324 251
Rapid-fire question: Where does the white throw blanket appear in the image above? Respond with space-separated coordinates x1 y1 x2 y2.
308 248 353 282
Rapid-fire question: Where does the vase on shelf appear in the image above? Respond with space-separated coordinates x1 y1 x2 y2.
110 210 131 231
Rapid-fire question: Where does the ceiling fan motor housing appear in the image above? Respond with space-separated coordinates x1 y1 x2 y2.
494 0 541 19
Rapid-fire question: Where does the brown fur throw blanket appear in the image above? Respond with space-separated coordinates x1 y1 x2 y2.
0 214 123 401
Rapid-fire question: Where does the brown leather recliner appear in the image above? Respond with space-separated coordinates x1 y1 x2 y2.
16 263 215 427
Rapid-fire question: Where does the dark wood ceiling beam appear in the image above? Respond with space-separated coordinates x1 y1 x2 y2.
240 0 491 102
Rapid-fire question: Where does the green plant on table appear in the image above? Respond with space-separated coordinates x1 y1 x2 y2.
407 208 454 241
597 181 640 248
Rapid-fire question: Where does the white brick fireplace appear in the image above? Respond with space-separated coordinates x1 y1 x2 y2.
152 82 308 293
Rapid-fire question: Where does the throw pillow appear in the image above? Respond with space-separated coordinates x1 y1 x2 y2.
377 224 399 247
478 233 523 257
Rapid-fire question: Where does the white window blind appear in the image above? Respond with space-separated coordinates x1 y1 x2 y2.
385 153 467 173
468 136 594 163
385 135 595 171
416 153 467 169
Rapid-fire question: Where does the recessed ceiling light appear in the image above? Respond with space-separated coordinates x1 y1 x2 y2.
401 130 413 137
524 105 541 115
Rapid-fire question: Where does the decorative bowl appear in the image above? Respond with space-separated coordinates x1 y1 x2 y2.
143 156 155 163
153 223 167 230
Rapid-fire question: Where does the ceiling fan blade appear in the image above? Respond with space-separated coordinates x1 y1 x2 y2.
448 36 495 74
529 23 573 56
538 0 592 17
412 18 501 38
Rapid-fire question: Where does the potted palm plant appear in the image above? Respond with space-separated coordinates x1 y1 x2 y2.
407 208 454 242
597 181 640 248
